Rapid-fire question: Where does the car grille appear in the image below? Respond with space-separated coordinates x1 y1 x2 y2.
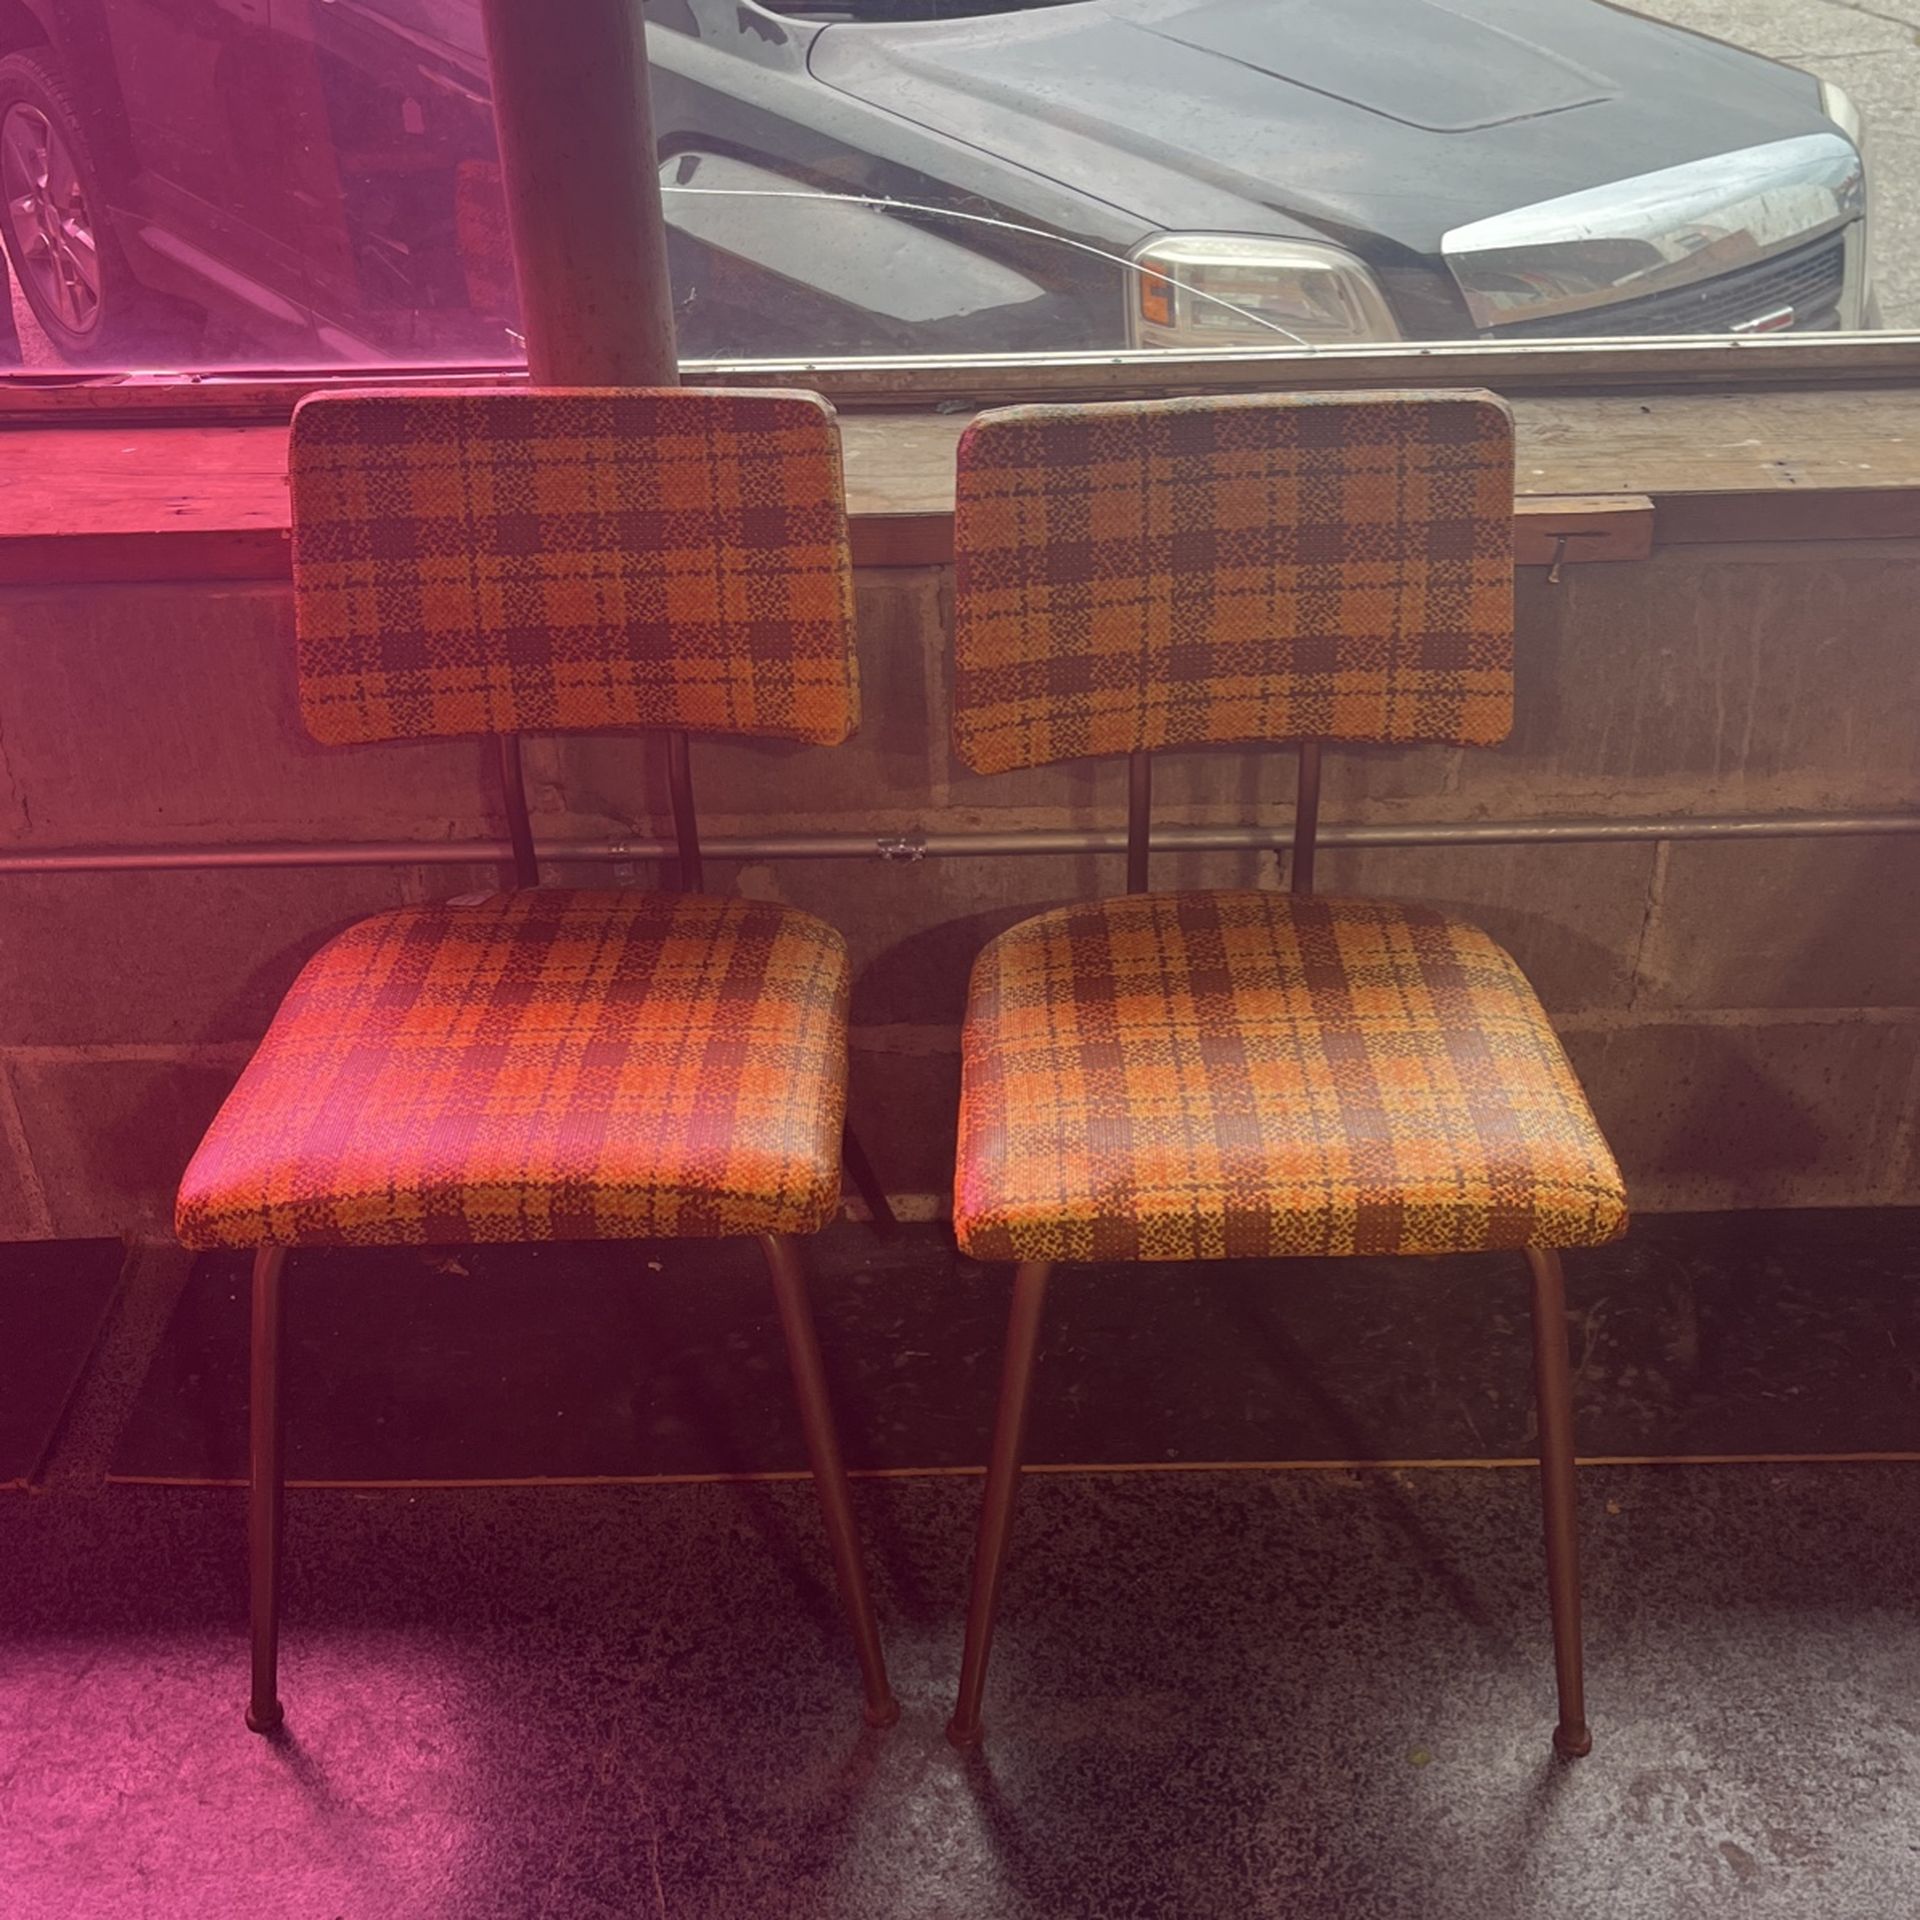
1489 233 1847 339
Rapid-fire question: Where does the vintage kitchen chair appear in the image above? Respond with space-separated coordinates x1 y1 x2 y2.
942 390 1627 1755
176 386 896 1733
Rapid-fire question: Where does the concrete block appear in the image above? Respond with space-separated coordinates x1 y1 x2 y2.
845 1039 961 1206
1899 1075 1920 1205
0 583 496 845
1459 548 1920 818
934 548 1920 830
932 549 1920 830
1315 840 1657 1012
0 866 485 1047
7 545 1918 1235
1637 835 1920 1011
1152 739 1472 822
935 706 1470 828
938 745 1126 831
0 1069 51 1238
7 1053 239 1239
1560 1018 1920 1213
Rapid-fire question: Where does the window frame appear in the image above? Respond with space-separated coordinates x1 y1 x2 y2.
4 332 1920 427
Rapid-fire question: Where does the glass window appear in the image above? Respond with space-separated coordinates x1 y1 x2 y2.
0 0 1900 375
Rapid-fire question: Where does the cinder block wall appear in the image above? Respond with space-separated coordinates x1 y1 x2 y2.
3 544 1918 1240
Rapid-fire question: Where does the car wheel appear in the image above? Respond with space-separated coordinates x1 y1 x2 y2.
0 47 192 363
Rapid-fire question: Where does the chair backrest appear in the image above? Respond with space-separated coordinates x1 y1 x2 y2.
289 386 860 749
950 390 1515 776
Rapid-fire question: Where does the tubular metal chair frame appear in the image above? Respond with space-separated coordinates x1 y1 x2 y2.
243 725 898 1735
206 382 902 1737
946 741 1593 1760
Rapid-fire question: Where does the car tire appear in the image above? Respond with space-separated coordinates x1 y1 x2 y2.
0 46 196 363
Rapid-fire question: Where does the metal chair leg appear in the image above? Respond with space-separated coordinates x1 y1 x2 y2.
947 1260 1051 1748
246 1245 287 1735
840 1123 898 1238
1526 1246 1591 1759
760 1233 899 1727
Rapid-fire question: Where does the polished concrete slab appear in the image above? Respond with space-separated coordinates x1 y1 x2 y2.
8 1224 1920 1917
4 1459 1920 1918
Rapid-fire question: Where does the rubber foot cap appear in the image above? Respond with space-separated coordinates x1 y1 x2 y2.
245 1699 284 1735
863 1696 902 1729
945 1717 983 1750
1554 1722 1593 1760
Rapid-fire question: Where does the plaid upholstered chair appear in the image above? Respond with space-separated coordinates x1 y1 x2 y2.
176 387 896 1734
942 390 1627 1756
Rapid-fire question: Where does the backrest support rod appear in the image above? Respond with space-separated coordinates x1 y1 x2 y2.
667 729 704 894
1126 750 1152 894
496 732 539 890
1291 739 1322 898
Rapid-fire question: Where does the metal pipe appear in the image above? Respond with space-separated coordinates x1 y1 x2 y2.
495 732 539 889
1126 751 1152 894
5 810 1919 876
1291 740 1322 898
479 0 677 387
666 729 703 894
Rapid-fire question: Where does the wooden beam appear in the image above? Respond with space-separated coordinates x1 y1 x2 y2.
13 384 1920 585
1512 497 1653 568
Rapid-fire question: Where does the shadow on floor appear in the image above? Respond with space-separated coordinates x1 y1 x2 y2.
109 1210 1920 1485
3 1460 1919 1917
5 1213 1920 1915
0 1240 122 1486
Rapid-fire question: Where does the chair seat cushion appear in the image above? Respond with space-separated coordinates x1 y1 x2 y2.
954 891 1626 1264
177 890 850 1249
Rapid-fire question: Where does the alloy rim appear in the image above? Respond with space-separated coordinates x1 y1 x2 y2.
2 101 101 335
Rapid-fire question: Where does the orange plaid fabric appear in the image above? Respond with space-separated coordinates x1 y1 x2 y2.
176 891 850 1248
290 387 859 748
954 891 1625 1264
951 391 1514 774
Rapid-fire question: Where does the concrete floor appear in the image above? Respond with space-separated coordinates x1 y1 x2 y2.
5 1253 1920 1918
7 1464 1920 1917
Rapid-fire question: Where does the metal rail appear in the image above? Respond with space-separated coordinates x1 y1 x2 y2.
4 810 1917 875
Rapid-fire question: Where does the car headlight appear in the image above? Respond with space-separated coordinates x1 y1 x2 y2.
1819 80 1874 310
1819 79 1865 153
1128 235 1400 349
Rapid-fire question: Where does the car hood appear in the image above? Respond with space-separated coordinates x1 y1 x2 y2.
1138 0 1610 134
807 0 1831 254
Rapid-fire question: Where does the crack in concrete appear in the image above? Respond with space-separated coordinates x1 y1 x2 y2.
1624 840 1672 1016
1881 1039 1920 1203
1815 0 1920 33
0 1059 53 1238
0 703 32 834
